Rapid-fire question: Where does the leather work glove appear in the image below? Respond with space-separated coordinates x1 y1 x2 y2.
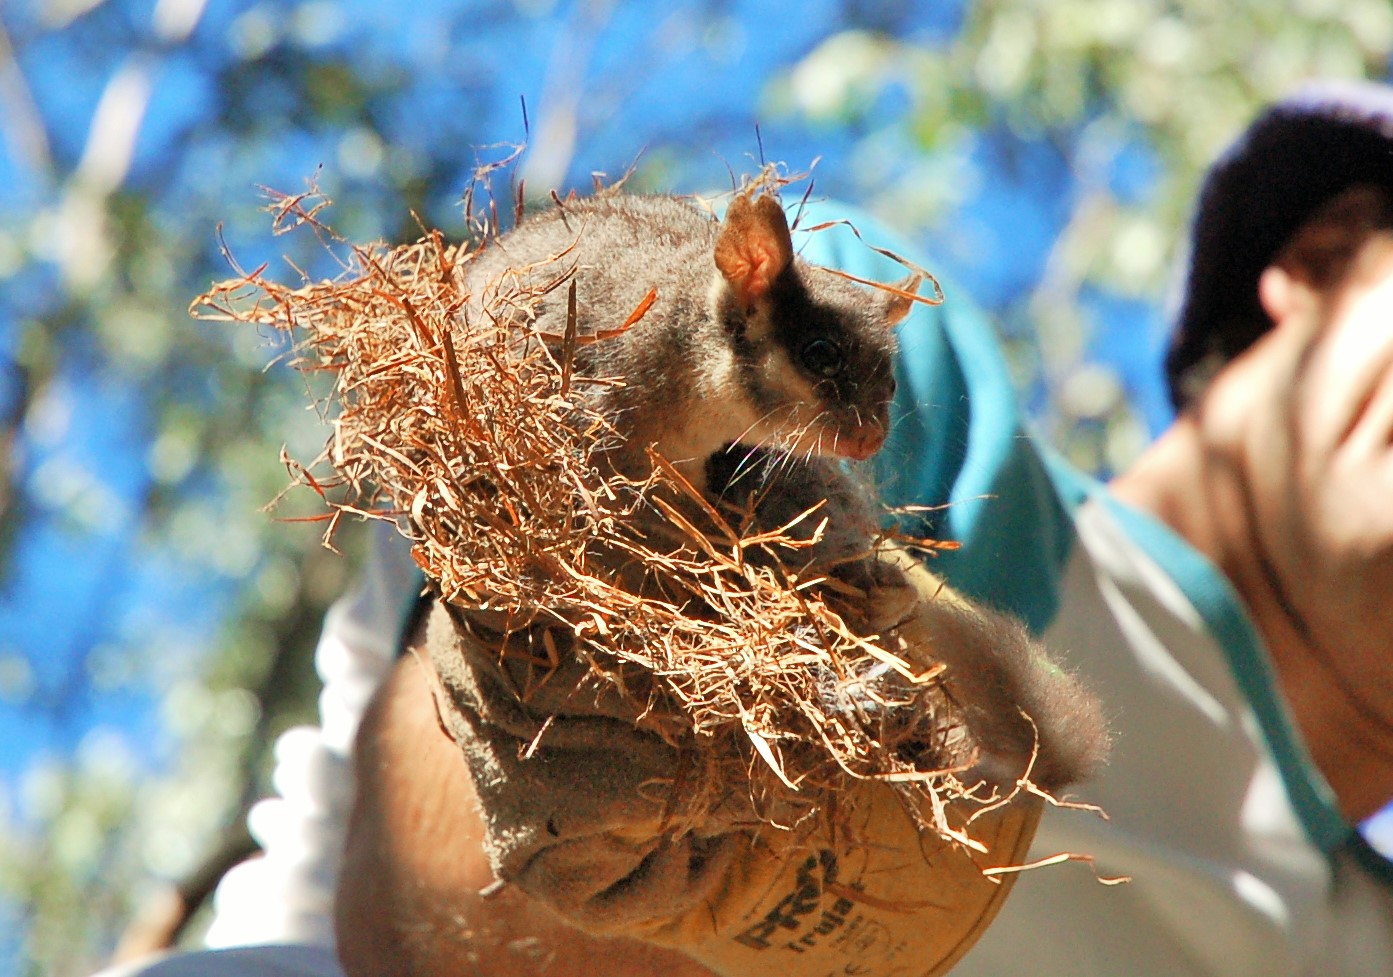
420 547 1064 977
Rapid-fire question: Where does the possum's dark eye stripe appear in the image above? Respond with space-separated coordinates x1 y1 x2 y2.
800 338 844 378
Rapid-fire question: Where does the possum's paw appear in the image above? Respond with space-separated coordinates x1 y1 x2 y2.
825 553 919 633
862 557 919 633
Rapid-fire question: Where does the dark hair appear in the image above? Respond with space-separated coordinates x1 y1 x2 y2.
1166 81 1393 409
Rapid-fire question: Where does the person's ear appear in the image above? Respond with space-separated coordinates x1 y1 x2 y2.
1258 264 1301 324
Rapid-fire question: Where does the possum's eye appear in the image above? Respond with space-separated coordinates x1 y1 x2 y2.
800 338 844 378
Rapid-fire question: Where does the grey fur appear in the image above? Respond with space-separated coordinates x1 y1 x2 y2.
459 194 901 488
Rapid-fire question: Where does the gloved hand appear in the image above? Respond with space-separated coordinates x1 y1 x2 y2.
422 599 751 935
418 541 1087 977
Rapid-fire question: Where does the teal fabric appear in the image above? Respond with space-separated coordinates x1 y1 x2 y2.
794 202 1076 635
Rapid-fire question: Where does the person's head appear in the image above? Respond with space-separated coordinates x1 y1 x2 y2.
1110 82 1393 823
1165 80 1393 410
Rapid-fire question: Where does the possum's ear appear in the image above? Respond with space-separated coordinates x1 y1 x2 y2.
714 194 794 307
880 273 922 327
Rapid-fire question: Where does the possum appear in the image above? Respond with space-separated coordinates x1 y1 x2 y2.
458 188 1107 791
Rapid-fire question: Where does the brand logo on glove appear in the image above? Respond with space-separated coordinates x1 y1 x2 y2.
733 849 857 952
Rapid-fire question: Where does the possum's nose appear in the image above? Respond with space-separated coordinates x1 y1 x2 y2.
838 420 887 461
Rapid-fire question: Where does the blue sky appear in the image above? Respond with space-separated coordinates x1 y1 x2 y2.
7 0 1071 823
19 1 1339 968
0 0 1179 898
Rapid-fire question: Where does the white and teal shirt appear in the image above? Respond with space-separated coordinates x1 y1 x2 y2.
813 207 1393 977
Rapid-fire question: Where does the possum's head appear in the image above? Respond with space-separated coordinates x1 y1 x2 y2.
712 193 916 462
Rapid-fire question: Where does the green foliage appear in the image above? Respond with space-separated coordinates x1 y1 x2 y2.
2 746 142 977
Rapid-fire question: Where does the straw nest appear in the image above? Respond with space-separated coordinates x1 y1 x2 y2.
193 175 1002 845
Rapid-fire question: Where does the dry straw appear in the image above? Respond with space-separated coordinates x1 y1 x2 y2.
192 173 1002 845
